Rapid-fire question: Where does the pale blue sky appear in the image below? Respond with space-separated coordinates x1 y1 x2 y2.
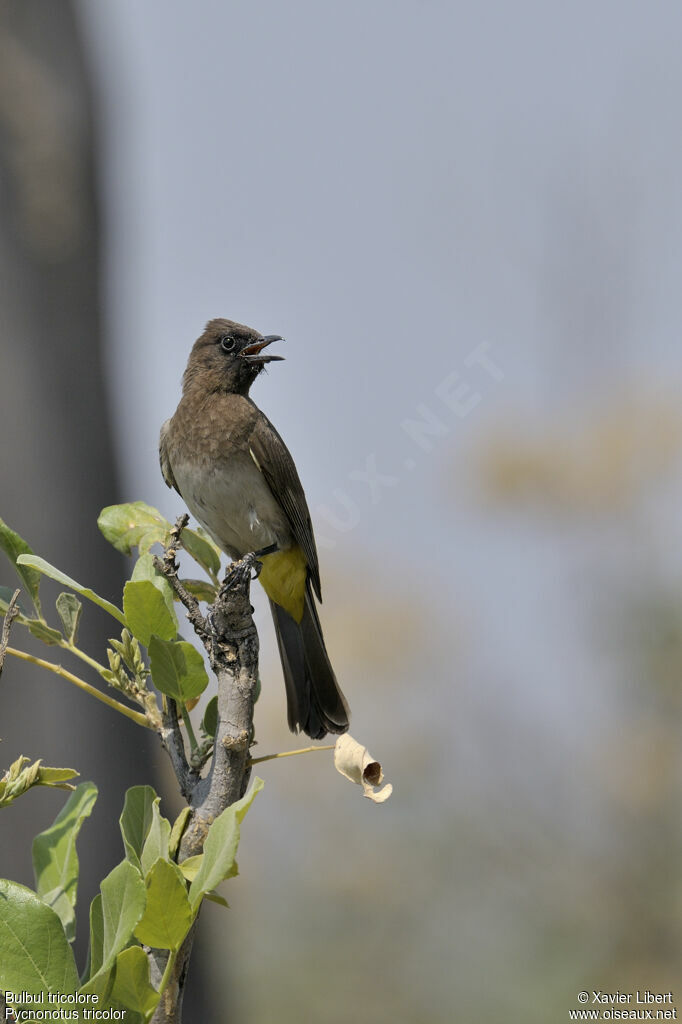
77 0 682 718
71 3 682 1017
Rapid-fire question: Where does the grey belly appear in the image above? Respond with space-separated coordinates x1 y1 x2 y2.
172 454 293 559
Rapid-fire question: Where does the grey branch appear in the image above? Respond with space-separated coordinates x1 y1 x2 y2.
151 528 260 1023
160 696 199 802
153 516 209 640
0 589 20 678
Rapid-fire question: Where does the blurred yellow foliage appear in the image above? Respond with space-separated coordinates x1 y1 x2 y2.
594 720 679 811
477 396 682 513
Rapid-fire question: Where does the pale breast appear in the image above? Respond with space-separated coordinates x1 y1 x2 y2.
171 450 293 560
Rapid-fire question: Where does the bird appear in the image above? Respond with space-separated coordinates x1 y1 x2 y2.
159 318 350 740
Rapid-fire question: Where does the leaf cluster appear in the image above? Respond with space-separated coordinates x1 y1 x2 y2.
0 504 224 747
0 755 78 809
0 778 262 1019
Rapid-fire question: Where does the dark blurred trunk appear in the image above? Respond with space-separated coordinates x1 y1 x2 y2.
0 5 212 1014
0 0 157 960
0 6 210 1017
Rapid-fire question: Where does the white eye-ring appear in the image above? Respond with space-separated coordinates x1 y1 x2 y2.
220 335 236 353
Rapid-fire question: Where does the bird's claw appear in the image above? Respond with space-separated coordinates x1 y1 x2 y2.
224 552 261 589
246 552 263 579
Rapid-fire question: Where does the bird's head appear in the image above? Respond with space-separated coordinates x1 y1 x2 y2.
182 318 284 395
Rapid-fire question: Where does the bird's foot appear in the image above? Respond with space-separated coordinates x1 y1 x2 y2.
242 551 262 580
224 551 261 590
206 556 258 638
223 544 277 588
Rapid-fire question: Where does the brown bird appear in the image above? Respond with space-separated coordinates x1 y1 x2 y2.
159 318 350 739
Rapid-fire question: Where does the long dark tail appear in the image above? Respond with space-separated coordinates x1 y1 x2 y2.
269 582 350 740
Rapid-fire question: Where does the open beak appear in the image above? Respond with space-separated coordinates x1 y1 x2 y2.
240 335 285 364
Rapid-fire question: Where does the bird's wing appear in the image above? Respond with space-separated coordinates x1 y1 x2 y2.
249 414 322 600
159 419 180 494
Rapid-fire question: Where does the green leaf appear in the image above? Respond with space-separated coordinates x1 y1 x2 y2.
134 859 193 950
189 778 264 908
110 945 159 1017
99 860 146 971
37 767 80 787
0 518 42 614
16 555 125 624
169 807 192 860
119 787 157 870
140 801 171 878
0 757 79 809
177 855 202 882
149 638 208 703
130 554 156 583
178 578 218 603
0 757 39 808
201 695 218 738
108 628 146 678
123 580 177 647
56 592 83 645
204 891 229 909
181 528 221 576
27 619 63 646
131 553 176 622
193 525 223 561
0 879 79 996
98 502 171 556
32 781 98 943
79 957 116 1006
88 893 104 978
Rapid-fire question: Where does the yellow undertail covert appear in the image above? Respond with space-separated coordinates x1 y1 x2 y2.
258 545 307 623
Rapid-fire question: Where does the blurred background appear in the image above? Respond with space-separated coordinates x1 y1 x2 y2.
1 1 682 1020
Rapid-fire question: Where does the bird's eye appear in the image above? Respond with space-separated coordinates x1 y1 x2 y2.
220 335 236 353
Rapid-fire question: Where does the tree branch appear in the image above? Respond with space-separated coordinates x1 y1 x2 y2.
250 743 335 764
0 588 20 678
151 528 260 1022
160 696 200 802
153 514 210 641
3 646 151 728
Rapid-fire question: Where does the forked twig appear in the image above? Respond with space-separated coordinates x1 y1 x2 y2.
0 590 22 677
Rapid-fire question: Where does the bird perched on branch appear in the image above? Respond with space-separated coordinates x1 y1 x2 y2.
159 318 350 740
